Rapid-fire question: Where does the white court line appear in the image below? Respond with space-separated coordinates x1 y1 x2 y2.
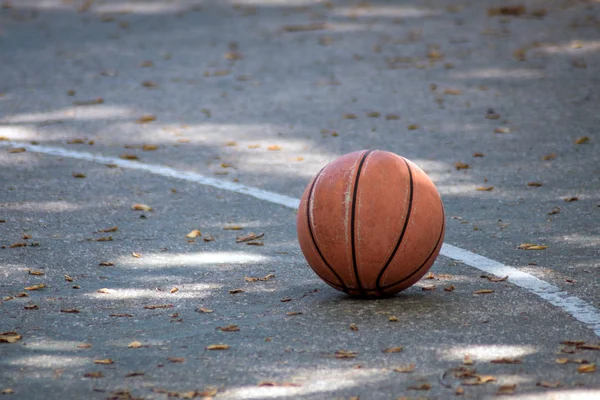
3 141 600 337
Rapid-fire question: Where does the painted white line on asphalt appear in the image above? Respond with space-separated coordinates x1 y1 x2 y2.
4 141 600 337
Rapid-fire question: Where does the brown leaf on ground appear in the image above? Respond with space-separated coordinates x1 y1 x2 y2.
349 323 359 331
132 252 142 258
217 325 240 332
223 225 243 230
97 288 112 294
258 382 301 387
196 307 213 313
422 285 436 291
8 147 26 153
236 232 264 243
170 287 179 294
142 144 158 151
444 89 462 95
476 186 494 192
577 343 600 351
10 242 27 248
245 274 275 282
444 285 456 292
110 314 133 318
286 311 302 316
408 383 431 390
455 387 465 395
24 284 46 291
83 371 104 378
125 371 145 377
541 153 556 161
0 332 22 343
389 316 399 322
527 181 543 187
203 235 215 242
28 270 44 276
578 363 596 373
136 115 156 124
393 364 416 373
488 6 526 16
73 98 104 106
497 384 517 395
128 341 143 348
267 145 282 151
142 80 157 88
482 275 508 282
454 162 469 170
120 153 139 160
1 388 14 394
228 289 244 294
280 297 292 302
24 304 39 310
206 344 229 350
407 124 420 130
185 229 202 239
574 136 589 144
462 375 497 385
537 381 562 388
385 114 400 120
99 261 115 266
94 359 114 364
97 226 118 233
491 357 522 364
246 241 264 246
564 197 579 202
335 350 357 359
167 357 185 363
556 358 589 364
96 236 113 242
383 346 403 353
60 308 80 313
548 207 561 215
77 343 92 349
143 304 173 309
131 204 152 211
473 289 494 294
72 172 86 178
518 243 547 250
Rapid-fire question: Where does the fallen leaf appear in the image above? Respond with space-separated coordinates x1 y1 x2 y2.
77 343 92 349
142 80 157 88
185 229 202 239
136 115 156 124
196 307 213 313
60 308 80 313
167 357 185 363
286 311 302 316
143 304 173 309
574 136 589 145
541 153 556 161
497 384 517 395
10 242 27 248
67 138 86 144
495 127 511 133
385 114 400 120
170 287 178 294
96 236 113 242
206 344 229 350
408 383 431 390
577 344 600 351
73 98 104 106
217 325 240 332
72 172 86 178
229 289 244 294
488 6 526 16
462 375 497 385
556 358 589 364
132 252 141 258
131 204 152 212
350 324 359 331
473 152 485 157
16 293 28 298
454 162 469 170
236 232 264 243
83 371 104 378
280 297 291 302
128 341 143 348
223 225 243 231
142 144 158 151
491 357 522 364
335 350 357 359
267 145 282 151
109 314 133 318
444 285 456 292
98 226 118 233
0 332 22 343
28 270 44 276
98 261 114 266
97 288 112 294
246 241 264 246
24 284 46 291
518 243 547 250
421 285 436 291
94 359 114 364
393 364 416 373
473 289 494 294
203 235 215 242
1 388 14 394
444 89 462 95
383 346 403 353
245 274 275 282
527 182 543 187
24 304 39 310
578 363 596 373
482 275 508 282
8 147 26 153
125 371 145 377
564 197 579 202
537 381 562 388
455 387 465 395
407 124 420 130
120 153 139 160
389 316 399 322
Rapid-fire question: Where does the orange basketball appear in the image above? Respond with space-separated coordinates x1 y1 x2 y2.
297 150 445 297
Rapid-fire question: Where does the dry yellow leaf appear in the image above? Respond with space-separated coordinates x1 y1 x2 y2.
386 114 400 120
444 89 462 95
98 226 118 233
136 115 156 124
132 252 142 258
120 153 139 160
10 242 27 248
24 304 39 310
474 289 494 294
444 285 456 292
60 308 80 313
67 138 86 144
389 316 399 322
83 371 104 378
350 323 359 331
537 381 561 388
518 243 547 250
185 229 202 239
94 359 114 364
28 270 44 276
246 241 264 246
97 288 112 294
286 311 302 316
267 145 282 151
495 127 511 133
527 182 543 187
142 144 158 151
366 112 381 118
0 332 22 343
218 325 240 332
170 287 178 294
455 387 464 395
497 384 517 395
476 186 494 191
167 357 186 363
229 288 244 294
96 236 112 242
9 147 26 153
206 344 229 350
335 350 357 359
574 136 589 145
564 197 579 202
383 346 403 353
128 341 143 348
407 124 419 130
541 153 556 161
131 203 152 211
577 343 600 350
462 375 497 385
1 389 14 394
578 363 596 373
408 383 431 390
491 357 522 364
236 232 264 243
72 172 86 178
454 162 469 170
393 364 416 373
196 307 213 313
24 284 46 291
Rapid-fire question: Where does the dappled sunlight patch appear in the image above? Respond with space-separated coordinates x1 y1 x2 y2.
0 200 85 213
85 283 219 300
116 251 270 268
220 366 388 399
24 340 90 352
440 344 537 362
1 106 133 125
452 68 545 80
4 354 90 369
94 1 194 14
0 125 37 142
559 233 600 249
538 40 600 55
515 389 600 400
332 4 440 19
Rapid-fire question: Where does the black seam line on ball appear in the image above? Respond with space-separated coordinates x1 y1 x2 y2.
375 157 414 292
378 215 445 290
306 167 347 290
350 150 373 296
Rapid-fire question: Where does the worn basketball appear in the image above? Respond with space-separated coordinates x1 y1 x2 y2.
297 150 445 297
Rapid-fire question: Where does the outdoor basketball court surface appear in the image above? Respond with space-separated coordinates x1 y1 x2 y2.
1 0 599 399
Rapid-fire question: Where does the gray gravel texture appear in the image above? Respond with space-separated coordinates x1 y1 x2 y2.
1 0 599 399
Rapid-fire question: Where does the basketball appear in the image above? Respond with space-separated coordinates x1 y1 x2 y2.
297 150 445 297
